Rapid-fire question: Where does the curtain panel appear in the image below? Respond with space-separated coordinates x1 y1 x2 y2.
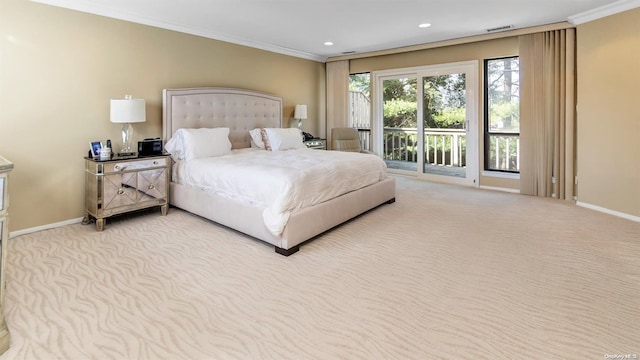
519 29 576 200
325 60 350 149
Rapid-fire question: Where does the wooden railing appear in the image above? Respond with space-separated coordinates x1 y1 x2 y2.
348 91 519 172
488 135 520 172
382 128 466 167
357 128 521 172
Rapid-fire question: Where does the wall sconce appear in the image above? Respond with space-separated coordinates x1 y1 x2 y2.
110 95 146 156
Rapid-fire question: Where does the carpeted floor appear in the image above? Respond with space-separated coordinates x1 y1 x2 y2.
1 176 638 359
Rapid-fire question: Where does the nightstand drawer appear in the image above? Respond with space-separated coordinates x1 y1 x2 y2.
107 158 167 173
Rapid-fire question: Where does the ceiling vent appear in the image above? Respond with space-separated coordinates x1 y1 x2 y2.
342 51 356 55
486 25 514 33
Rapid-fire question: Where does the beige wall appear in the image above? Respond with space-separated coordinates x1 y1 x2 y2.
350 37 520 189
0 0 325 231
576 8 640 217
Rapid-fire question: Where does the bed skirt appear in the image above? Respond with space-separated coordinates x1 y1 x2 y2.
169 177 396 254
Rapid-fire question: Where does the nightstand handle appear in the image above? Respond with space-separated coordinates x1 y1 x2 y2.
148 184 155 190
153 161 159 165
117 189 125 195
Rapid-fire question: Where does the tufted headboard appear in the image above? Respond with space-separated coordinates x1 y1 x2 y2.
162 87 283 149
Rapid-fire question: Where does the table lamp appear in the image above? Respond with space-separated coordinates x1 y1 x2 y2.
294 104 307 130
110 95 146 156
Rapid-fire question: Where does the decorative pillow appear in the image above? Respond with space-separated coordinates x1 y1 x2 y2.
260 129 272 151
249 128 266 149
264 128 304 151
165 128 231 160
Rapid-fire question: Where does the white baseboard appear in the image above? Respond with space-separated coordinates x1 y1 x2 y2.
576 201 640 223
9 217 85 238
479 185 521 194
9 201 637 239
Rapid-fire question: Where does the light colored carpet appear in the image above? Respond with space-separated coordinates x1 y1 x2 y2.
1 176 638 359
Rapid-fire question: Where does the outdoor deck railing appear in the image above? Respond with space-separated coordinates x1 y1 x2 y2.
382 128 466 167
349 91 519 171
356 128 519 172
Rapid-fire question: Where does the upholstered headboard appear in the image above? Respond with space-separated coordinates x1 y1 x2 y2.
162 87 283 149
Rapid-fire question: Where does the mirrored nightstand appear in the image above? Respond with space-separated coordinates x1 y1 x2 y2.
84 153 170 231
0 155 13 354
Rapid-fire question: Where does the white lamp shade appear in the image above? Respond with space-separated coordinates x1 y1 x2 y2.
294 104 307 120
110 96 146 123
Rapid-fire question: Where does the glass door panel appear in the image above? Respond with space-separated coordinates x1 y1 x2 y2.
381 76 417 172
422 73 466 178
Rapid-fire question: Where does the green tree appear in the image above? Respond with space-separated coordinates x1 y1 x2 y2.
381 75 467 129
383 99 416 128
423 74 466 128
382 78 417 128
349 73 370 98
487 57 519 131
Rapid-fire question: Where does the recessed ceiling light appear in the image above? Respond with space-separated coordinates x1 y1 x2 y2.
418 23 432 28
324 41 334 46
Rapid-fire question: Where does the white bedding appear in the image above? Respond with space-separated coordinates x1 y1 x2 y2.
172 148 387 235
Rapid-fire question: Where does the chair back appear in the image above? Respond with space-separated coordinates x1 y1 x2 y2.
331 127 362 152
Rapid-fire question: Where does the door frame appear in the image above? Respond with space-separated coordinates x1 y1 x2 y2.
372 60 479 187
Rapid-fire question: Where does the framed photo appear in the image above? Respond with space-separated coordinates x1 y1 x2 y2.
89 141 103 157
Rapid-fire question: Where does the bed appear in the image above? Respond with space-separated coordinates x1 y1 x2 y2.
162 87 396 255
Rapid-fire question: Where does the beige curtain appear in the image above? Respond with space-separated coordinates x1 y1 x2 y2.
326 60 350 149
519 29 576 200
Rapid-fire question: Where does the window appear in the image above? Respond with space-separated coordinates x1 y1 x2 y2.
484 57 520 173
349 73 371 128
349 73 372 151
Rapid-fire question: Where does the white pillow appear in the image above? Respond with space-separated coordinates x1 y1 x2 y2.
164 133 185 160
165 128 232 160
264 128 304 151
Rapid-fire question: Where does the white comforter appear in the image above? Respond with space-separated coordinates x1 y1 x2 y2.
173 148 387 235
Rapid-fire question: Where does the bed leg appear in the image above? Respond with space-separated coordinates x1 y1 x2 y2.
387 197 396 204
275 245 300 256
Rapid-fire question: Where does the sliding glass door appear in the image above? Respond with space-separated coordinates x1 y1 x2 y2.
373 61 478 186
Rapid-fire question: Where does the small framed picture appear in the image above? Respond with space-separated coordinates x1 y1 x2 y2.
90 141 103 157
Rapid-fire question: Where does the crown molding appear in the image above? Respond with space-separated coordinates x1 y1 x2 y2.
29 0 328 62
568 0 640 25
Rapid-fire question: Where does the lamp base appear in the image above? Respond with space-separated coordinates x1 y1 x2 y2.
120 123 134 156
